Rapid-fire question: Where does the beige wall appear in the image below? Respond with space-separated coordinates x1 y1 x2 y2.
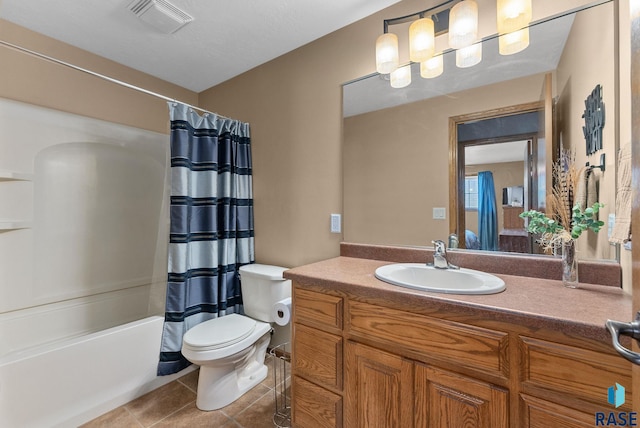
343 74 544 246
555 2 617 260
0 19 198 134
199 40 347 267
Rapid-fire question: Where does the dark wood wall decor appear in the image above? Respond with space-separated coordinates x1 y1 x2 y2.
582 84 606 155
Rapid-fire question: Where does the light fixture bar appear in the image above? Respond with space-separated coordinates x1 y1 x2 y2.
382 0 461 34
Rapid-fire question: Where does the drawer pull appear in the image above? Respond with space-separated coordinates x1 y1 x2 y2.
606 312 640 365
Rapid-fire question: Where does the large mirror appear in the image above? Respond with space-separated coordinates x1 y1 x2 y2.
343 0 620 261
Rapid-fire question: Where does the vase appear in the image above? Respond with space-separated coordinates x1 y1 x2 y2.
561 240 578 288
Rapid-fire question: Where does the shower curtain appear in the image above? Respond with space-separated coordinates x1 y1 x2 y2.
478 171 498 251
158 102 255 376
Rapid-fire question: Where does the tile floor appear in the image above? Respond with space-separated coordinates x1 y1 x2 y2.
81 354 290 428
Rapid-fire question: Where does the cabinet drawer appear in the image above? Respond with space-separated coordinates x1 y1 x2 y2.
292 375 342 428
294 287 343 331
349 300 509 378
520 394 598 428
293 323 343 390
520 336 632 409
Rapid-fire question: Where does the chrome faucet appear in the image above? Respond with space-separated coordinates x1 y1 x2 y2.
430 240 459 270
448 233 459 249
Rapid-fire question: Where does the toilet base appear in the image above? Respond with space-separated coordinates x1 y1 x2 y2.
195 333 270 411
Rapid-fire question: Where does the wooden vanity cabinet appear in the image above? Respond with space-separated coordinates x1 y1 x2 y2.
345 341 508 428
291 282 632 428
291 287 344 428
345 300 509 428
518 336 634 427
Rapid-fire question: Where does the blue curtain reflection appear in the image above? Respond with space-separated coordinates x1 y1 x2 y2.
478 171 498 251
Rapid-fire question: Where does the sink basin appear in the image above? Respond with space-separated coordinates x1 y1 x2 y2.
374 263 506 295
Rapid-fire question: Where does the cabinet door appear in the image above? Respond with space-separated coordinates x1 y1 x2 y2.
415 364 509 428
345 341 413 428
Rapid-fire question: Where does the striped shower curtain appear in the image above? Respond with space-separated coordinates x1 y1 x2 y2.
158 102 255 376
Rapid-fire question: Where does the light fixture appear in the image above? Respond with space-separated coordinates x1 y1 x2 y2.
496 0 532 55
499 27 529 55
375 33 399 74
496 0 532 33
420 54 444 78
375 0 532 88
390 64 412 88
456 42 482 68
449 0 479 49
409 17 435 63
375 1 452 80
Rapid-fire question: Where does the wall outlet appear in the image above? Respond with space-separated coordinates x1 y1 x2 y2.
433 207 446 220
330 213 341 233
607 213 615 238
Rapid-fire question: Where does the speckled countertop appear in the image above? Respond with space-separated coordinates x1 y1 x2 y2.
284 255 632 345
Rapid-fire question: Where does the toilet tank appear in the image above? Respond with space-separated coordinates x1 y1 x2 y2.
239 264 291 322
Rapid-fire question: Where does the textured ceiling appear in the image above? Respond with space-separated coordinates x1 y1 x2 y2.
0 0 402 92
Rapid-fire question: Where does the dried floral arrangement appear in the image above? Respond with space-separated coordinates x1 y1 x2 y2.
519 150 604 250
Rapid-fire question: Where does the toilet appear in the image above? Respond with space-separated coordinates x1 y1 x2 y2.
181 264 291 411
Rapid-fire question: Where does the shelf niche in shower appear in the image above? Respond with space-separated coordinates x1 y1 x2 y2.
0 220 32 230
0 171 34 181
0 170 33 230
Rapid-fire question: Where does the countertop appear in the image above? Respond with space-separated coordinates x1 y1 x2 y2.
284 255 632 345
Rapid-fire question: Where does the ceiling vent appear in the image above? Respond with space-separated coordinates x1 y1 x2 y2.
128 0 193 34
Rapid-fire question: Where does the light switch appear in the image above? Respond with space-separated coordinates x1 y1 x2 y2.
433 207 446 220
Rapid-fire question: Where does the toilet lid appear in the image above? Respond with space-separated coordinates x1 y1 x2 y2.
183 314 257 351
239 263 288 280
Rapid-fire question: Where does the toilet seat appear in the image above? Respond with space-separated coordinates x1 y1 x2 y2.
183 314 257 351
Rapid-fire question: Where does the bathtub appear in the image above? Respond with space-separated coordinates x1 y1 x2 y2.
0 316 194 428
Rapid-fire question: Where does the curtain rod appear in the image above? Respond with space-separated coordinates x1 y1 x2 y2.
0 39 230 120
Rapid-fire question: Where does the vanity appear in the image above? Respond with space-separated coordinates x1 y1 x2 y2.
285 244 632 428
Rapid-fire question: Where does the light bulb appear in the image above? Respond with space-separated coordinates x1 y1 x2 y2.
456 42 482 68
497 0 532 33
449 0 479 49
376 33 399 74
390 64 412 88
420 54 444 78
409 17 435 63
499 28 530 55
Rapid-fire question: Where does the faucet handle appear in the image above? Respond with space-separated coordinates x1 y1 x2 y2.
432 240 446 254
